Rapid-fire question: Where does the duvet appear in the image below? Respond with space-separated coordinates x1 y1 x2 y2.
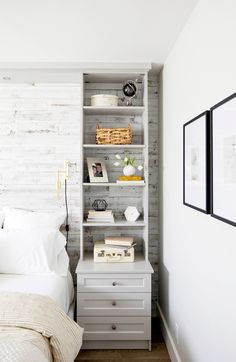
0 292 83 362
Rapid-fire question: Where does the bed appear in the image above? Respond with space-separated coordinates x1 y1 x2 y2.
0 271 75 317
0 208 83 361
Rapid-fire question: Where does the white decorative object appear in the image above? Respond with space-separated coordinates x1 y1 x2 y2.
124 206 140 222
123 165 136 176
113 153 143 177
91 94 118 107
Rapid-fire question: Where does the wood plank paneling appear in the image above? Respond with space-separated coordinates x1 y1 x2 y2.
0 76 158 314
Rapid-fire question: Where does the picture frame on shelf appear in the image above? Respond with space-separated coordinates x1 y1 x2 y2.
183 111 210 213
87 157 109 183
210 92 236 226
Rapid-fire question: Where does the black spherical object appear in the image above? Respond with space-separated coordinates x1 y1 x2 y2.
92 199 108 211
123 81 137 98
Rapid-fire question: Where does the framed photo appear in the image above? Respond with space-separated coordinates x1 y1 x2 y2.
183 111 210 213
87 158 108 183
210 92 236 226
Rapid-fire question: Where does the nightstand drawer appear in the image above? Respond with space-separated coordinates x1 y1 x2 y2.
77 273 151 293
77 316 151 341
77 292 151 316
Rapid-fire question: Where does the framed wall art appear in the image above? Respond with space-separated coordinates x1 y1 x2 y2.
183 111 211 213
210 92 236 226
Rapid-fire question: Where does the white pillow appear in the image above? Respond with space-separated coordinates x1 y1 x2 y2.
3 207 65 230
55 248 70 277
0 228 67 275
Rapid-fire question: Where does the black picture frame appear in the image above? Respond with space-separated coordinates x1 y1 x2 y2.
183 111 211 213
210 92 236 226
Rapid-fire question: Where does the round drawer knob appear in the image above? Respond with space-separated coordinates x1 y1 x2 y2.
112 282 117 286
112 301 117 306
111 324 117 330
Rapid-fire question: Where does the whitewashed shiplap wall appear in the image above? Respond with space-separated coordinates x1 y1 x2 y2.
0 84 82 265
0 76 158 314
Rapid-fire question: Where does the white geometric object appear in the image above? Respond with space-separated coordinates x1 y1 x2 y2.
124 206 140 222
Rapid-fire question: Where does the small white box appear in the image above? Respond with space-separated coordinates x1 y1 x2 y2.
94 242 134 263
91 94 119 107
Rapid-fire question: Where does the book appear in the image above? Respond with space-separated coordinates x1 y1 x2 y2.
87 210 114 223
87 218 114 223
116 180 145 184
118 176 143 181
105 236 134 247
88 210 113 218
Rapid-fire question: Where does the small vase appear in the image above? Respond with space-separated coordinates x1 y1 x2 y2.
123 165 136 176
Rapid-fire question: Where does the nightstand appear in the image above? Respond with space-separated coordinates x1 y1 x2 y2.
76 256 153 350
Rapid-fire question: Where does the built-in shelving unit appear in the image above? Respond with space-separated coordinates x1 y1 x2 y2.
76 64 153 350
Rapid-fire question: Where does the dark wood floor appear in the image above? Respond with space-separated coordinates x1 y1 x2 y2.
76 318 171 361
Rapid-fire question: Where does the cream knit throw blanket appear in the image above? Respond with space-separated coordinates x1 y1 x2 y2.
0 292 83 362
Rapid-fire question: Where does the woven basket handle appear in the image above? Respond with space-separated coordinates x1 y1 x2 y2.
96 123 100 129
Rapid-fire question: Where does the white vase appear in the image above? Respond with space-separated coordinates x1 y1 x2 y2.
123 165 136 176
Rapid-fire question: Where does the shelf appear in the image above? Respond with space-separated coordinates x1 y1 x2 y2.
83 144 145 149
83 106 145 116
83 182 145 187
76 253 154 274
83 220 146 227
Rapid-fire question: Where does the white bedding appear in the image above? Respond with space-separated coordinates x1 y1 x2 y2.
0 271 74 314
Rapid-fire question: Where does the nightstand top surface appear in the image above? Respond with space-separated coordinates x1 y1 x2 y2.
76 254 154 274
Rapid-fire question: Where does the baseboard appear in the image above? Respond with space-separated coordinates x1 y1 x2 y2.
157 302 182 362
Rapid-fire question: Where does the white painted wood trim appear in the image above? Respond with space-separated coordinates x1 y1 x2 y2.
83 182 146 187
83 106 145 116
79 72 84 260
0 62 152 70
143 71 149 262
157 302 182 362
83 144 145 149
82 220 145 227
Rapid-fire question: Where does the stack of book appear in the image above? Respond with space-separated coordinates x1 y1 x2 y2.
116 176 144 184
105 236 135 248
87 210 114 223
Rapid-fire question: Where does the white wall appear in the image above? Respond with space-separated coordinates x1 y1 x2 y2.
160 1 236 361
0 0 196 65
